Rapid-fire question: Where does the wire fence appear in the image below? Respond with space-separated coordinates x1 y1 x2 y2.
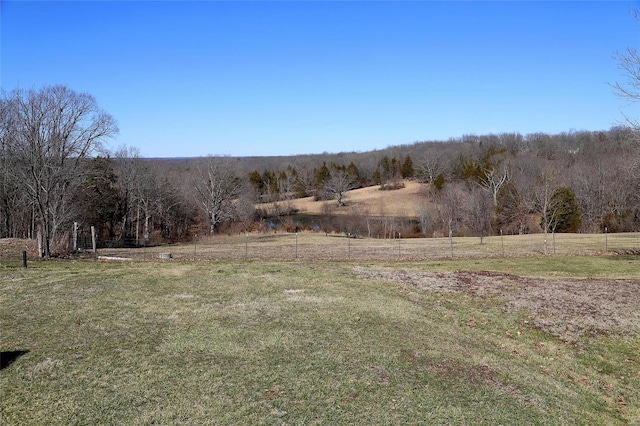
83 231 640 262
3 232 640 263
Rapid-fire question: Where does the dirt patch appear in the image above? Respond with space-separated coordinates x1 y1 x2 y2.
354 267 523 296
507 278 640 342
354 267 640 342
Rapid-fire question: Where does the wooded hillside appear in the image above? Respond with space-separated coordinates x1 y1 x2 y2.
2 86 640 255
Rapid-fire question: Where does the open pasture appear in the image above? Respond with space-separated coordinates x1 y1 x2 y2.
2 248 640 424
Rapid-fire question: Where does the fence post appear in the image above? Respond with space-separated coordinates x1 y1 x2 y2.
91 226 97 256
22 251 27 268
194 234 198 259
73 222 78 252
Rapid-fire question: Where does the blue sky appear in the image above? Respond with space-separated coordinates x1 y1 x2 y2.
2 1 639 158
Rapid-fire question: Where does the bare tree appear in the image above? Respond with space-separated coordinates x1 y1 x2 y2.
416 153 444 184
324 168 357 207
529 162 564 254
0 94 17 237
435 183 465 238
416 197 437 236
234 191 256 232
5 86 118 256
612 10 640 131
293 163 316 198
465 188 493 243
478 164 511 206
192 156 244 234
113 145 142 244
127 159 165 245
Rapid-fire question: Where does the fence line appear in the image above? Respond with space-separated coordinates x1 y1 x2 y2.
3 232 639 263
81 232 640 262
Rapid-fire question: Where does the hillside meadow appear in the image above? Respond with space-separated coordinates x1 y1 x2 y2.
1 237 640 424
264 180 427 217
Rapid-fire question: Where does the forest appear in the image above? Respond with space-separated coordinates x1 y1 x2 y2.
1 85 639 256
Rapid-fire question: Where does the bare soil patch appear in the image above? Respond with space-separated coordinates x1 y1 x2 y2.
354 267 640 342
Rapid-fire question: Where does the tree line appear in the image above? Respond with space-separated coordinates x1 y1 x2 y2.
2 85 640 256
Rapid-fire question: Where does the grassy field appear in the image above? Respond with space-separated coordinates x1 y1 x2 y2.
2 251 640 424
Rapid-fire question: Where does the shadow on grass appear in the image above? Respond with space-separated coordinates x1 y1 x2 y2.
1 350 29 370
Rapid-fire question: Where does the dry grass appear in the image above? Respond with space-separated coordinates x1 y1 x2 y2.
263 180 426 216
2 253 640 424
354 267 640 342
78 231 640 263
0 238 39 260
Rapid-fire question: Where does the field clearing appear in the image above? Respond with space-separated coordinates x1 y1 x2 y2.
1 249 640 424
261 180 426 217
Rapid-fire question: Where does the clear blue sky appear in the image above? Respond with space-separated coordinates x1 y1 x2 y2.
2 1 639 158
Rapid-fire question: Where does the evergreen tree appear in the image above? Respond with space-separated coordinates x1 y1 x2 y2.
400 155 415 179
314 162 331 189
432 173 446 193
546 187 582 233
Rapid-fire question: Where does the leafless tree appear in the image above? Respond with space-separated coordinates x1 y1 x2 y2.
435 183 465 237
465 188 493 243
529 162 565 253
416 153 444 184
324 168 357 207
0 94 16 237
234 191 256 232
478 164 511 206
130 160 162 245
112 145 142 243
612 10 640 131
192 156 244 234
5 86 118 256
293 163 318 197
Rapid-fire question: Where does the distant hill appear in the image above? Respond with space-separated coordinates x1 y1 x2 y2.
262 180 426 218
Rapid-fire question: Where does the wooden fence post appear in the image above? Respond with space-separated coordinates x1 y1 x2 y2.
91 226 97 256
73 222 78 252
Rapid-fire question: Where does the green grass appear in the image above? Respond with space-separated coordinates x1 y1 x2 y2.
1 258 639 424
